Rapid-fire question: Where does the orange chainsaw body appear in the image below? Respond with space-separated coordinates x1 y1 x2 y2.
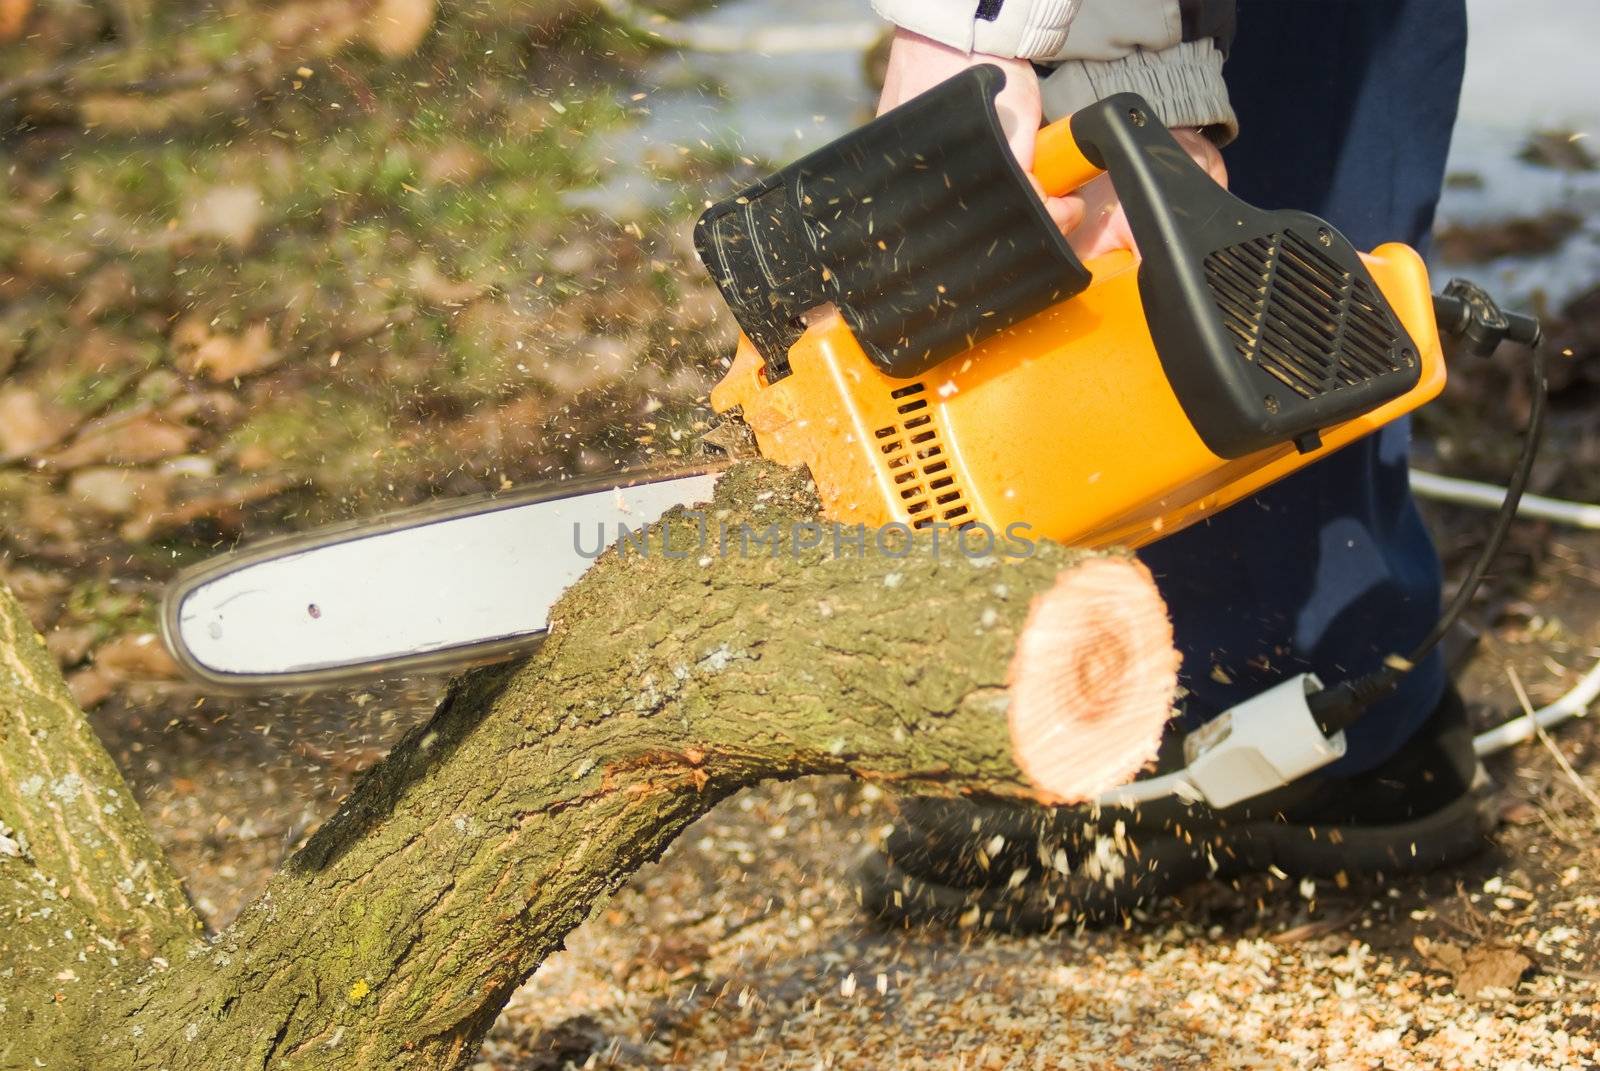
710 242 1444 550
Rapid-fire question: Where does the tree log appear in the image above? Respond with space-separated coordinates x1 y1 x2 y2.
0 461 1178 1070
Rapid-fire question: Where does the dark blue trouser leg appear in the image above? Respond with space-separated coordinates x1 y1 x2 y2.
1138 0 1468 774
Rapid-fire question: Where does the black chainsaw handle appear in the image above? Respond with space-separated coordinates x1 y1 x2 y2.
694 64 1092 382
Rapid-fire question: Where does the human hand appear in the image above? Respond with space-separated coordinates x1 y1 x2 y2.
1064 127 1228 259
876 28 1081 235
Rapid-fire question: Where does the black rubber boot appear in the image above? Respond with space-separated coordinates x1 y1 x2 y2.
856 686 1496 933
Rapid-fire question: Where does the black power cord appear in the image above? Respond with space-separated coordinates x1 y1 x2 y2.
1308 280 1548 736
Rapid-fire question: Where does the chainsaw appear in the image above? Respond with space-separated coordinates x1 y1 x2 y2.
162 67 1544 806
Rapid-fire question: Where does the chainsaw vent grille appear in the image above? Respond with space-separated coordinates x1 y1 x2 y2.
1203 230 1406 401
872 383 974 530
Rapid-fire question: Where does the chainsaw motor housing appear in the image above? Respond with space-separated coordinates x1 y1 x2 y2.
700 68 1447 550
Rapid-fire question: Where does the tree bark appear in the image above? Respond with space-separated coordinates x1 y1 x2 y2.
0 461 1178 1071
0 564 201 1067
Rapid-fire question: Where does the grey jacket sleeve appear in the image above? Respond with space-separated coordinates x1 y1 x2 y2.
1037 0 1237 144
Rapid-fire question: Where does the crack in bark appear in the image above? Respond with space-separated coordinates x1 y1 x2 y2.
260 992 305 1069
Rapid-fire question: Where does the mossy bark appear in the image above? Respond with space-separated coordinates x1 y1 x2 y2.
1 461 1158 1071
0 567 200 1070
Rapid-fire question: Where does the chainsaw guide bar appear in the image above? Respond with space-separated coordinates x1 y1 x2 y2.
162 466 725 689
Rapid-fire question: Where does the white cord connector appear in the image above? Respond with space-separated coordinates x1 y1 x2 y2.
1180 674 1345 809
1093 674 1346 810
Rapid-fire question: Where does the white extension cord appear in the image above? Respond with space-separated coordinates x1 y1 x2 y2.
1409 469 1600 532
1409 467 1600 757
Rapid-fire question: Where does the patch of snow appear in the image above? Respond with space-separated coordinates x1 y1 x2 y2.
1433 0 1600 309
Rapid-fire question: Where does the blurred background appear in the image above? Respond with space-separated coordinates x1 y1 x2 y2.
3 1 1599 1067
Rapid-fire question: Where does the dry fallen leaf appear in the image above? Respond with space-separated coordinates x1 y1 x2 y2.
70 263 139 322
548 239 600 275
1414 936 1532 998
66 466 170 518
92 632 181 680
420 142 489 187
65 665 116 711
408 255 491 306
443 395 545 459
13 239 93 283
48 412 195 470
172 318 282 382
122 474 293 542
185 184 265 249
1 568 69 623
1498 798 1542 826
68 632 181 709
0 387 82 460
1455 946 1534 997
81 78 252 132
233 442 279 472
365 0 436 58
45 625 98 669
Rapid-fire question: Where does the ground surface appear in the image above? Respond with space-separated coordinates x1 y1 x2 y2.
4 1 1600 1068
89 529 1600 1070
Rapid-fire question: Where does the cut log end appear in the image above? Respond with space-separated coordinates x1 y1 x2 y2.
1006 556 1180 803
